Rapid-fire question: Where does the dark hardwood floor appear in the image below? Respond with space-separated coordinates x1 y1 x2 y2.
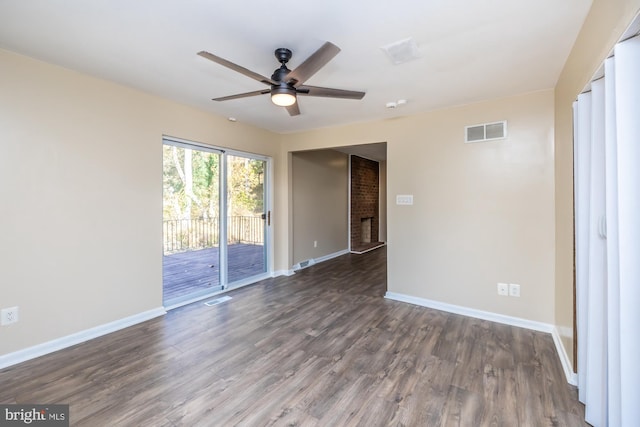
1 247 586 426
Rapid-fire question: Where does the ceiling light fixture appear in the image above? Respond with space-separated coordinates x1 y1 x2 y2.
271 86 297 107
386 99 408 109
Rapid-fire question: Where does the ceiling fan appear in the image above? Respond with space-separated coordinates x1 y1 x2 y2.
197 42 365 116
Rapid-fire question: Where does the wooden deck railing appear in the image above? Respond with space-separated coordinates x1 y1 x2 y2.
163 216 263 254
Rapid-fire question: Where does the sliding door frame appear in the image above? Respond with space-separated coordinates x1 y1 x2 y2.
162 136 273 308
224 147 272 289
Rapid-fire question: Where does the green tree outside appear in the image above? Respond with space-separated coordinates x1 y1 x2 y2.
163 145 265 253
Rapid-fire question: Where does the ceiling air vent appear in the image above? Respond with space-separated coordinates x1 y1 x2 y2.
465 121 507 143
380 37 421 65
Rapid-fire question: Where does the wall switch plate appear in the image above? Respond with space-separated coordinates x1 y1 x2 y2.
497 283 508 296
396 195 413 205
509 283 521 297
1 306 19 325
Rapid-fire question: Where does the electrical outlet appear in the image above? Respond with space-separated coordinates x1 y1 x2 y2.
1 306 19 325
509 283 521 297
497 283 508 296
313 240 318 248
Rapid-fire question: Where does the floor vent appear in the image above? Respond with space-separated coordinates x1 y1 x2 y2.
465 121 507 143
204 296 232 306
294 258 316 271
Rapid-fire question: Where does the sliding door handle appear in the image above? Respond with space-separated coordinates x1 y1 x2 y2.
599 215 607 239
261 211 271 226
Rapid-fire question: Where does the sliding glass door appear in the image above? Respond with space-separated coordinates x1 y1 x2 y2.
163 141 222 306
226 154 267 285
162 139 270 307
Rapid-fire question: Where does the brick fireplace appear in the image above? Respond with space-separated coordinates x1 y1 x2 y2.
350 155 380 251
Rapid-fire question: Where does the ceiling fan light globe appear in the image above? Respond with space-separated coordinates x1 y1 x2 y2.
271 92 296 107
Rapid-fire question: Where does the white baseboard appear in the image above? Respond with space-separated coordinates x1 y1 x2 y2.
293 249 349 271
272 269 296 277
350 242 386 254
551 326 578 385
315 249 349 263
0 307 166 370
293 258 316 271
384 292 577 385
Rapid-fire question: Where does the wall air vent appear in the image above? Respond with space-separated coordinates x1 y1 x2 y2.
465 121 507 143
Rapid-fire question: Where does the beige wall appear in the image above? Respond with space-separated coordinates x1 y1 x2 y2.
0 50 282 355
7 0 638 362
291 150 348 264
379 160 387 242
554 0 640 368
283 90 556 323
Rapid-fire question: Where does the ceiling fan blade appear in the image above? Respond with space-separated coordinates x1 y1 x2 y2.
198 51 276 86
213 89 270 102
297 85 365 99
285 42 341 86
286 103 300 116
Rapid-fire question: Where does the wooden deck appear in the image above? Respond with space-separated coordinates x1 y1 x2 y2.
163 244 265 302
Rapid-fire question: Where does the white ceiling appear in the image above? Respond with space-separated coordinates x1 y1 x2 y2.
0 0 592 134
333 143 387 163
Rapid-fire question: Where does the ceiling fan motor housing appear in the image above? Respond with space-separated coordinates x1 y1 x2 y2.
271 65 291 84
271 65 296 105
274 48 292 64
272 47 296 86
